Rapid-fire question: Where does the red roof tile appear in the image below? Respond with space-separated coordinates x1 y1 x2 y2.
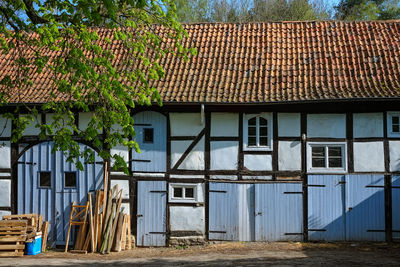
2 21 400 104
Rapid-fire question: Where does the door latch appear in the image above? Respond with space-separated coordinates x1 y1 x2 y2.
255 212 262 216
136 214 143 218
348 207 353 211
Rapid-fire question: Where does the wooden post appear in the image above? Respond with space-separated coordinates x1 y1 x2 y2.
103 161 108 215
41 221 50 252
88 193 95 253
65 201 75 252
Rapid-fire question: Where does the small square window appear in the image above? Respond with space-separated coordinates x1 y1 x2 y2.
392 116 400 133
173 187 183 198
144 128 154 143
39 172 51 188
64 172 77 188
185 187 194 198
308 143 346 172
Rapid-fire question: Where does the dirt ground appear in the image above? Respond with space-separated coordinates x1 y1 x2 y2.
2 242 400 266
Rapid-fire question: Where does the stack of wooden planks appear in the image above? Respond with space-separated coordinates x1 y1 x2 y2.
0 220 27 257
65 162 132 254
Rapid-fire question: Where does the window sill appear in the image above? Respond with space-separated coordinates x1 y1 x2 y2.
307 168 347 174
243 146 273 152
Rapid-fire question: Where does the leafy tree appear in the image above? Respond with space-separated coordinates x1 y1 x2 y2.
175 0 211 22
0 0 193 173
335 0 400 20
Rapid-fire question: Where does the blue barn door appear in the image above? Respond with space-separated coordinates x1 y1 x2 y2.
208 182 239 241
345 175 385 241
308 175 346 241
255 183 303 241
132 111 166 173
136 181 166 246
18 142 104 246
392 176 400 240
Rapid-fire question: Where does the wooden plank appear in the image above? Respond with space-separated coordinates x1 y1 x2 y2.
0 227 27 231
126 215 132 250
0 231 27 235
0 244 25 250
38 214 43 232
70 250 88 254
88 193 95 253
97 213 103 251
0 251 24 257
108 190 123 253
100 202 115 254
120 215 127 251
103 161 108 223
65 201 75 252
41 221 49 252
112 212 124 252
0 236 27 242
0 221 27 227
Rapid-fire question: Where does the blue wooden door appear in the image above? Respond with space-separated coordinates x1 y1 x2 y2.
392 176 400 240
132 111 167 172
136 181 166 246
345 175 385 241
18 142 104 246
255 183 303 241
308 175 346 241
208 182 239 241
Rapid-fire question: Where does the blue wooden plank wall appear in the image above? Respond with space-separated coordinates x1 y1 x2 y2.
392 176 400 240
136 181 166 246
132 111 167 172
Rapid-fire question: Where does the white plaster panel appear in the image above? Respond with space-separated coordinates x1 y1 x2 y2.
353 113 383 138
307 114 346 138
46 113 74 131
210 141 238 170
0 210 11 220
110 144 129 166
169 174 204 179
0 116 11 137
209 175 238 180
110 180 130 199
78 112 102 133
21 114 41 136
0 142 11 169
354 142 385 172
0 173 10 177
211 113 239 137
242 175 273 180
169 206 205 234
0 180 11 207
171 141 190 167
389 141 400 172
278 141 301 171
244 154 272 171
120 203 130 215
278 113 300 137
179 137 205 170
170 113 203 136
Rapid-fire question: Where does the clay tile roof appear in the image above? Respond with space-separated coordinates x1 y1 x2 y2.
2 21 400 104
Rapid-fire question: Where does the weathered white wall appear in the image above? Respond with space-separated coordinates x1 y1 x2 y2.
21 114 41 136
210 141 238 170
0 142 11 169
169 174 204 179
242 175 273 180
171 138 205 170
0 116 11 137
169 206 205 234
0 180 10 206
46 113 75 131
0 210 10 220
110 144 129 166
307 114 346 138
110 179 130 199
278 113 300 137
79 112 102 133
170 113 203 136
353 113 383 138
278 141 301 171
120 203 130 215
244 154 272 171
210 175 238 180
354 142 385 172
211 113 238 137
389 141 400 172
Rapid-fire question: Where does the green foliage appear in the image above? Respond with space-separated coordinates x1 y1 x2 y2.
335 0 400 20
0 0 192 174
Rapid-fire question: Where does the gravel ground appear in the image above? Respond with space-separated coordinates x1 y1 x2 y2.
1 242 400 266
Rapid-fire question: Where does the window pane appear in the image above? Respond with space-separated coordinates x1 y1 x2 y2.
65 172 77 188
248 136 256 146
259 126 268 136
393 125 400 133
328 147 342 157
329 157 342 168
393 116 399 124
248 126 256 136
144 128 154 143
312 147 325 157
259 137 268 146
185 187 194 198
259 117 268 126
173 187 183 198
248 117 256 126
312 158 325 168
39 172 51 188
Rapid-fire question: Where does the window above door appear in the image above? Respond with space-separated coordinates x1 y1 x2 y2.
243 113 273 151
387 112 400 137
307 142 347 173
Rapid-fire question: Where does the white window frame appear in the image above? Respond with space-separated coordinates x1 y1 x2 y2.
307 142 347 173
387 112 400 137
169 183 198 203
243 113 273 151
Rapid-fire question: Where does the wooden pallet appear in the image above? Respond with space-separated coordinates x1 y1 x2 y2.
0 220 27 257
